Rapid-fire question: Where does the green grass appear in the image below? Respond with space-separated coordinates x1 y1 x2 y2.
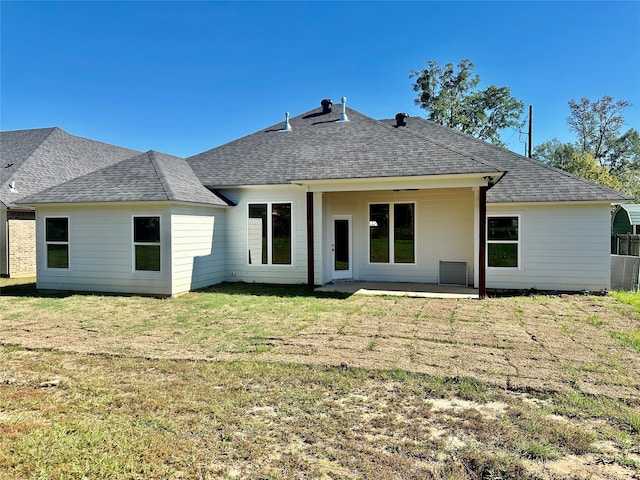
2 353 616 480
1 281 639 478
611 290 640 312
610 329 640 353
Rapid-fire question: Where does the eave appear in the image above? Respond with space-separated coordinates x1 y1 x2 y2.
291 172 504 193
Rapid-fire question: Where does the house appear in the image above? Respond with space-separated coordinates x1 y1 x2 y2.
0 127 139 277
612 204 640 235
15 98 629 296
14 150 232 296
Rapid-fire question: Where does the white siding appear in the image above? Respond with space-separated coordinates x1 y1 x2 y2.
0 206 6 276
221 186 309 284
323 188 475 284
170 205 226 294
487 203 612 291
35 204 174 295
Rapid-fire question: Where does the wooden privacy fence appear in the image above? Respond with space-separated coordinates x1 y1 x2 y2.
611 234 640 257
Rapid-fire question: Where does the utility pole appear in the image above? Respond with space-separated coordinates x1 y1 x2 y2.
528 105 533 158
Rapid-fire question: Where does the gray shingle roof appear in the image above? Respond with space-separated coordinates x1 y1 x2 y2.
18 151 231 207
385 117 628 203
0 127 141 208
187 106 503 187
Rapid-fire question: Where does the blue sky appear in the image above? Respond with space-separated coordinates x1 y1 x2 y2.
1 1 639 158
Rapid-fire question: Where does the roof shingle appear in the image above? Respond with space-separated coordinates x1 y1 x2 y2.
387 117 628 203
187 106 503 187
18 151 231 207
1 127 140 208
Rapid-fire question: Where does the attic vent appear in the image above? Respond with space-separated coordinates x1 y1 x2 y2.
282 112 292 131
395 113 409 127
339 97 349 122
321 99 333 113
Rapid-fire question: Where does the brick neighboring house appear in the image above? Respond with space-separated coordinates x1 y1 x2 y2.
0 128 139 277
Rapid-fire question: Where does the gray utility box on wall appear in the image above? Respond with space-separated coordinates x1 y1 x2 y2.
439 261 468 286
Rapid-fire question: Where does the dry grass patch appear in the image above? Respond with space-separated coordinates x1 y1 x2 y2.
1 279 639 478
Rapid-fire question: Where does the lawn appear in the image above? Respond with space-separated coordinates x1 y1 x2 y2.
1 279 639 479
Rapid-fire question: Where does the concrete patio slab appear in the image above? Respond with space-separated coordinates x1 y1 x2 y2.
315 281 479 299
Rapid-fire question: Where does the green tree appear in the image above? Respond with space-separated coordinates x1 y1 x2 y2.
567 95 630 165
607 128 640 173
532 139 577 169
411 59 524 146
563 151 621 190
533 96 639 200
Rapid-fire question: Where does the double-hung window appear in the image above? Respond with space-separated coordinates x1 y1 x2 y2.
369 202 415 264
487 216 519 268
45 217 69 269
133 216 161 271
248 203 292 265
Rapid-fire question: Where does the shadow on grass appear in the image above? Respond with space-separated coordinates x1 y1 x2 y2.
1 279 352 300
196 282 352 300
0 281 77 299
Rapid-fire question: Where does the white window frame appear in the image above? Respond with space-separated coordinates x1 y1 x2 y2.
486 214 521 269
132 215 162 273
367 201 417 265
247 201 293 267
44 216 70 270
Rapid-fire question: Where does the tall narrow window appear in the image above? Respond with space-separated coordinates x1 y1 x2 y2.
134 216 161 271
45 217 69 269
487 216 519 268
271 203 291 265
248 202 292 265
369 204 389 263
394 203 415 263
369 203 415 264
248 204 268 264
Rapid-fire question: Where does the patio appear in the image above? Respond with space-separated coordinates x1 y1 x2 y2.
315 281 479 299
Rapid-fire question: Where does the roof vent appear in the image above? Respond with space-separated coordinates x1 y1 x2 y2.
395 113 409 127
9 181 18 193
321 99 333 113
339 97 349 122
282 112 292 131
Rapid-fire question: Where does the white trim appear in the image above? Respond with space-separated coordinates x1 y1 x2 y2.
44 215 70 271
132 215 162 274
296 172 502 193
486 214 521 270
367 201 417 266
246 201 294 267
489 200 616 207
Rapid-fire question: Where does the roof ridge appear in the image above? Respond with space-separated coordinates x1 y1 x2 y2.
0 127 60 196
147 151 174 201
408 118 629 199
380 117 504 173
10 149 141 201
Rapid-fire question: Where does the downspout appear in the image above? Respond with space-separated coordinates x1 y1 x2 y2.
479 186 487 299
306 191 314 289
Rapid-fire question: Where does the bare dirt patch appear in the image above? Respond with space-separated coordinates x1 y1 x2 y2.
1 288 639 398
1 283 639 478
